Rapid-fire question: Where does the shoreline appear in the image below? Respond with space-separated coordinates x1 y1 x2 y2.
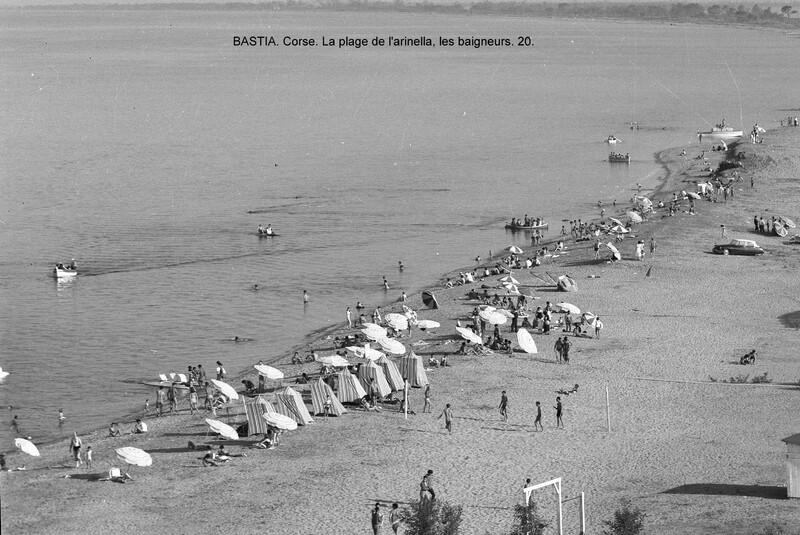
3 127 800 534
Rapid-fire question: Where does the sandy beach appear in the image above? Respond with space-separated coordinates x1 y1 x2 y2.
3 125 800 534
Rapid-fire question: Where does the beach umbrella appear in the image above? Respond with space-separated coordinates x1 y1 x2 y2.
582 312 597 327
608 217 624 226
421 291 439 309
254 364 284 380
487 312 508 325
346 345 384 360
605 242 622 261
495 309 514 318
115 447 152 467
478 306 497 321
516 329 538 354
554 302 581 315
377 337 406 356
402 305 417 320
315 354 349 367
210 379 239 400
361 322 385 332
262 411 298 431
205 418 239 440
500 275 520 285
503 283 520 294
609 225 630 234
505 245 523 254
455 326 483 344
780 216 796 229
416 319 440 330
686 191 701 200
361 328 386 342
385 313 409 331
14 438 40 457
626 211 643 223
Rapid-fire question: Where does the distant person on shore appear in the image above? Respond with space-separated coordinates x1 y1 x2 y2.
594 240 601 260
383 277 389 290
650 237 656 258
346 307 352 328
499 391 508 422
423 384 432 413
635 240 645 261
108 422 121 437
554 397 564 428
371 503 384 535
168 382 178 413
595 317 604 338
133 419 148 434
11 415 19 433
303 290 309 303
216 361 226 380
390 503 401 534
534 401 543 431
58 408 65 426
144 399 150 414
70 431 83 468
85 446 93 469
156 386 166 416
398 261 404 272
438 404 453 434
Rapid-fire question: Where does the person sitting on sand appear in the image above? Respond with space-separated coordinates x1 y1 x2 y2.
241 379 255 394
202 452 226 467
104 467 133 483
133 419 148 434
108 422 121 437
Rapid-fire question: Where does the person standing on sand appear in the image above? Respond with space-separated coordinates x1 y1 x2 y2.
721 225 726 238
650 237 656 259
635 240 645 261
499 391 509 422
554 337 563 363
554 397 564 428
11 415 20 433
168 382 178 413
423 384 432 413
562 337 571 363
371 503 384 535
85 446 93 469
594 317 604 338
156 386 166 417
346 307 352 328
216 361 226 380
70 431 83 468
594 239 601 260
390 503 401 534
438 404 453 433
423 469 436 500
534 401 543 431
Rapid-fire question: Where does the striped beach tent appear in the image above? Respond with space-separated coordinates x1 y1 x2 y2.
273 386 314 426
397 351 429 388
310 378 347 417
243 395 276 436
376 355 405 391
358 360 392 398
336 368 367 403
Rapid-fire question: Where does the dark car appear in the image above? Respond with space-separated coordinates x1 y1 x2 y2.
712 239 765 256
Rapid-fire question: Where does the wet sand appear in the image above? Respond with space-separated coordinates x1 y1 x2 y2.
2 127 800 534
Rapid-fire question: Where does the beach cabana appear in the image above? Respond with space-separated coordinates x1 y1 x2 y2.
397 351 429 388
376 355 405 391
782 433 800 498
357 360 392 398
243 395 277 436
336 368 367 402
310 378 347 417
273 386 314 426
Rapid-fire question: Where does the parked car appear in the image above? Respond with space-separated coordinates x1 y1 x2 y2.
712 239 765 256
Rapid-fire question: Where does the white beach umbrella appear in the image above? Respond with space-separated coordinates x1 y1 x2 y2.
554 302 581 315
456 326 483 344
780 216 796 228
361 322 385 332
316 354 350 367
478 306 497 321
377 337 406 356
686 192 701 200
495 309 514 318
505 245 523 254
487 312 508 325
262 411 298 431
502 282 520 294
605 242 622 261
500 275 520 285
626 211 643 223
210 379 239 400
516 329 538 354
205 418 239 440
416 319 440 330
609 217 624 226
609 225 630 234
14 438 40 457
346 345 384 360
385 313 409 331
115 447 153 467
254 364 284 380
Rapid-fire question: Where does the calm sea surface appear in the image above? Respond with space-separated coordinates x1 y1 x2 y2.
1 8 798 447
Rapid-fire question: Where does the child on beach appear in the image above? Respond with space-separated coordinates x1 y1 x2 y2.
85 446 93 469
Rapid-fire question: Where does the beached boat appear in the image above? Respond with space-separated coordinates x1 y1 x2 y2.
698 121 743 142
608 152 630 163
53 264 77 278
505 222 549 230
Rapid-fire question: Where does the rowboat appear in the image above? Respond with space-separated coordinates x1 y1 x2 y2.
606 135 621 144
698 121 743 141
257 229 279 237
53 265 77 278
505 222 549 230
608 152 630 163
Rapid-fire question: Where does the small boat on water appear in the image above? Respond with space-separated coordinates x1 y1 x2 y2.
608 152 630 163
606 135 622 144
505 222 549 230
257 225 278 237
54 262 77 278
698 120 743 141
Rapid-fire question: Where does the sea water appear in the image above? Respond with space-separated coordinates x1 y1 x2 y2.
1 8 798 448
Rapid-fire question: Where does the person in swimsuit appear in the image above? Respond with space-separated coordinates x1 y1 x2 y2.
534 401 543 431
70 432 83 467
499 391 508 422
554 397 564 428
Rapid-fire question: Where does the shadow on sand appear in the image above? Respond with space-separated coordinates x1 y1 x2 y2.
663 483 786 499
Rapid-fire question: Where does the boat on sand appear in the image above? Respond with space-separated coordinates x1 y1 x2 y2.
698 120 743 142
505 222 549 230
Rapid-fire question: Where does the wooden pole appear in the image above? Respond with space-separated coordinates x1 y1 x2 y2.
404 380 409 420
606 386 611 432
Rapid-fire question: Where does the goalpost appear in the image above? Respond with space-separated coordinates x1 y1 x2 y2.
523 477 586 535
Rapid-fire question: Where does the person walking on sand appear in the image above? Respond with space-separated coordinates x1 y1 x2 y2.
438 404 453 434
390 503 401 534
594 239 601 260
85 446 93 469
423 469 436 500
554 397 564 428
371 503 384 535
650 237 656 259
423 384 432 413
70 431 83 468
499 391 509 422
534 401 543 431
